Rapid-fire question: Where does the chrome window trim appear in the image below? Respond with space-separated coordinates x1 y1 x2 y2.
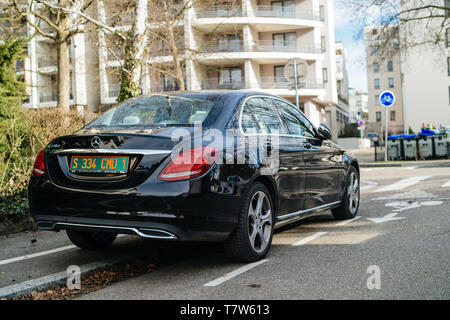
276 201 342 221
237 94 318 139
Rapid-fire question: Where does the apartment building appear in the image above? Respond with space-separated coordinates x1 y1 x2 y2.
348 90 368 124
365 25 404 135
19 0 344 134
400 0 450 131
334 41 350 134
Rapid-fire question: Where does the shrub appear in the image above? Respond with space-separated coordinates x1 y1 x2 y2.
0 106 96 220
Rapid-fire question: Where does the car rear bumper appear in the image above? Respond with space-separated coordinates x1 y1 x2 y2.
29 177 244 242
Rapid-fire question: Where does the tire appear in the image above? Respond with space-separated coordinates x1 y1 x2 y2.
224 182 275 262
332 165 360 220
66 229 117 250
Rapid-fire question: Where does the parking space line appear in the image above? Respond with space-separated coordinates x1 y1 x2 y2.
335 216 361 226
0 235 128 267
203 259 268 287
375 176 431 193
291 232 327 246
443 181 450 187
360 180 378 191
0 244 77 266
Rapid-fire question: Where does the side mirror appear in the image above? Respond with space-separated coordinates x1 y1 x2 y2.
317 123 332 141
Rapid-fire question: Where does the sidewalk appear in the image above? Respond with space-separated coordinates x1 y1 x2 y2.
347 147 450 168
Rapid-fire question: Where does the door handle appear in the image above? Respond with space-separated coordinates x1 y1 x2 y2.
303 143 312 149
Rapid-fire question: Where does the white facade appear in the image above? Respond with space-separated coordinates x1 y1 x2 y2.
349 91 368 123
20 0 342 131
400 0 450 131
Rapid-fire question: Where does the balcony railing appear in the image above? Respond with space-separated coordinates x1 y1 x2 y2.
199 40 244 53
254 41 322 54
39 93 57 103
38 59 57 68
259 77 325 90
201 78 245 90
255 6 321 21
197 6 243 18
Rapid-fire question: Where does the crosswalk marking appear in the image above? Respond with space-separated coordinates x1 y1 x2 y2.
375 176 431 193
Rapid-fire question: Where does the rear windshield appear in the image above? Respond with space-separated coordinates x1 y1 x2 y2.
86 95 222 129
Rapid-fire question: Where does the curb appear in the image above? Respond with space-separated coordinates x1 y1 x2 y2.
0 257 131 299
359 160 450 168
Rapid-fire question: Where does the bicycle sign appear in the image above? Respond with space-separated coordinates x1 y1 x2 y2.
380 91 395 108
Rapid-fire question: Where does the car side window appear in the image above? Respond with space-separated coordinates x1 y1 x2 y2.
273 99 315 138
241 104 260 134
245 97 286 134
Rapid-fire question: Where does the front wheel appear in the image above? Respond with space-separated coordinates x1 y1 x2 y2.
225 183 274 262
66 229 117 250
332 166 360 220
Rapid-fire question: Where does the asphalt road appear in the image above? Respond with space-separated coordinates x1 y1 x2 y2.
1 165 449 299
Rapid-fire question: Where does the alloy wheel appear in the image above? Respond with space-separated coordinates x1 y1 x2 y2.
247 191 272 253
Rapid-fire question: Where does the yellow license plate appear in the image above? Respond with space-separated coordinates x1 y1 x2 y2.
70 156 129 173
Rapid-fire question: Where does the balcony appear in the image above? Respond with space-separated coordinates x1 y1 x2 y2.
255 6 321 21
259 77 325 90
196 6 243 18
254 41 322 54
201 78 245 90
199 40 244 53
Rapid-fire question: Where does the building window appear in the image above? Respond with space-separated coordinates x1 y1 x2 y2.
374 79 380 89
448 57 450 76
372 29 378 35
319 5 325 21
388 77 394 88
274 65 284 82
373 63 379 73
390 110 396 121
447 28 450 47
273 32 297 51
388 61 393 72
321 36 326 52
376 111 381 122
322 68 328 83
446 0 450 18
375 95 380 106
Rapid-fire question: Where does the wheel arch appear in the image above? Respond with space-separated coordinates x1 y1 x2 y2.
253 175 279 216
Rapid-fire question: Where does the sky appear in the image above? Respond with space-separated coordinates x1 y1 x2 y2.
333 0 368 93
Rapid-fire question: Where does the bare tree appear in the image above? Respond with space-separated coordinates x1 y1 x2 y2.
7 0 105 111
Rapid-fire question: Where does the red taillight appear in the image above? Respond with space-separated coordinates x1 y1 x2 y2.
158 147 219 182
33 150 46 177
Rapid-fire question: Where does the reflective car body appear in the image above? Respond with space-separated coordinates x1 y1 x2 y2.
29 92 359 244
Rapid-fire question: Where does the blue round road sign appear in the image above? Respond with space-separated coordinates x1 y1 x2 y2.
380 91 395 107
358 119 366 127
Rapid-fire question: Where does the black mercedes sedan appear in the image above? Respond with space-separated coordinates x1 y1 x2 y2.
29 92 360 262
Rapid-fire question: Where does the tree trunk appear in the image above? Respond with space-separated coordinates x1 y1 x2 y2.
118 0 148 102
57 40 71 111
167 24 185 91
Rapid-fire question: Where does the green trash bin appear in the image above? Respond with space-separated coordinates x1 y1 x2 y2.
403 138 418 160
418 136 434 160
433 135 447 159
387 138 402 161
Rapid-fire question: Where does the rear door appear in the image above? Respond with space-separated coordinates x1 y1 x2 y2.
242 97 306 216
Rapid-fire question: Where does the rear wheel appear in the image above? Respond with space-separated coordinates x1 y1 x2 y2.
332 166 360 220
66 229 117 250
225 183 274 262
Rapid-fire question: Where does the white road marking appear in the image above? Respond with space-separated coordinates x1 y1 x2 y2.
0 244 76 266
360 180 378 191
375 176 431 193
443 181 450 187
403 166 417 170
367 212 405 224
291 232 327 246
0 234 128 267
335 216 361 226
203 259 268 287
